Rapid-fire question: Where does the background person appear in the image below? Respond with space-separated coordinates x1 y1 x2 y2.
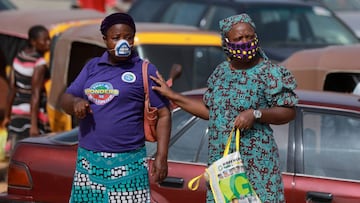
151 13 298 202
0 49 8 127
60 13 171 202
6 25 51 151
0 50 8 160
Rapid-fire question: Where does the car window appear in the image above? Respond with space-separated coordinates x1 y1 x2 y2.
302 110 360 180
203 6 238 30
305 7 357 44
161 2 207 26
323 72 360 93
0 0 17 11
67 42 105 86
170 108 197 135
246 5 359 47
167 112 208 164
128 0 169 22
272 123 290 172
320 0 360 11
146 108 197 157
137 45 225 92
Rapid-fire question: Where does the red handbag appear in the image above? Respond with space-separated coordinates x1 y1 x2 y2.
142 60 158 142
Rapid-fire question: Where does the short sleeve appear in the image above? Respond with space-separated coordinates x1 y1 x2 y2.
35 57 47 67
65 58 97 98
262 64 298 107
147 62 170 109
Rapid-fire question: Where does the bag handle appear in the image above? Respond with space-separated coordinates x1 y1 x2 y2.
223 128 240 156
142 60 151 107
188 128 241 192
188 173 204 191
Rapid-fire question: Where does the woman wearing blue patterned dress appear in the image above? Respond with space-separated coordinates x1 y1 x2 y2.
151 13 298 203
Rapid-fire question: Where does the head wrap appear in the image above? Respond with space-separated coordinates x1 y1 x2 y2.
100 13 136 36
219 13 256 38
219 13 268 61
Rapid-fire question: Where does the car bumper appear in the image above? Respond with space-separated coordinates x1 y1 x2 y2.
0 192 37 203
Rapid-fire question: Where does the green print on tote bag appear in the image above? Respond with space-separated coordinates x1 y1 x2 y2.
188 128 261 203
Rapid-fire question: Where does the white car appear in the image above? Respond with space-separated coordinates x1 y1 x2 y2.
318 0 360 38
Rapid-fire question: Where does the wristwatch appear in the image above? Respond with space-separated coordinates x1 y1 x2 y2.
253 110 262 120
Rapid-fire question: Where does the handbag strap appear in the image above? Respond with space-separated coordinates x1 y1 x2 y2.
223 128 240 156
142 60 150 107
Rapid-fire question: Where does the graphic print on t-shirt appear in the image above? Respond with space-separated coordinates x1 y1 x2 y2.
121 72 136 83
85 82 119 105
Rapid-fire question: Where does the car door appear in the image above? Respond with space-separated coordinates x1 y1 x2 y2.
147 109 208 203
272 120 297 203
293 107 360 203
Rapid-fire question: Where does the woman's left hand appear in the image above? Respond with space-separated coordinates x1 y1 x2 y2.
233 109 256 130
151 155 168 183
150 71 174 98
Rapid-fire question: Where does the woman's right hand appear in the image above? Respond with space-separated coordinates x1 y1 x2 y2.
73 98 92 119
150 71 174 99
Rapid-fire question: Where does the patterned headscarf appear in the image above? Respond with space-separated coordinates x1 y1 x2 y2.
219 13 256 38
219 13 268 60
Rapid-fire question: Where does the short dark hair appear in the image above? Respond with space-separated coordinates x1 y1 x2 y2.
100 13 136 36
28 25 48 40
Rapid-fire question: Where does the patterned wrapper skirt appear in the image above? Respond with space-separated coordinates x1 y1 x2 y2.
69 146 150 203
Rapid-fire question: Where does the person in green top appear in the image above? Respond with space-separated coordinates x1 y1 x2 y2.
151 13 298 202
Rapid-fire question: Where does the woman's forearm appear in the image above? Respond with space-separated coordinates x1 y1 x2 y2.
168 92 209 120
259 106 296 125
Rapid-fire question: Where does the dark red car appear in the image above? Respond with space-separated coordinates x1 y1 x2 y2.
1 89 360 203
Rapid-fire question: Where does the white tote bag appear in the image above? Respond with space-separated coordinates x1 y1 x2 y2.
189 128 261 203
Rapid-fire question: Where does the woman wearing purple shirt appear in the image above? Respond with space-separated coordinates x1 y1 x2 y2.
60 13 171 203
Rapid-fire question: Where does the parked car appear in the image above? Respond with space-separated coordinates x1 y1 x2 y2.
128 0 360 62
281 44 360 93
0 0 16 11
47 22 225 131
1 89 360 203
312 0 360 38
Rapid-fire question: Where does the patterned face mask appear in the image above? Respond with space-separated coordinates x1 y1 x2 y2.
225 37 259 60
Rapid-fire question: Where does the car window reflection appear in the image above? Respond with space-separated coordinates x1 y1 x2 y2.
168 117 208 163
303 111 360 180
272 123 290 172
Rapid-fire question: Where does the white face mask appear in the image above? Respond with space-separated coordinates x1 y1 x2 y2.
112 39 131 57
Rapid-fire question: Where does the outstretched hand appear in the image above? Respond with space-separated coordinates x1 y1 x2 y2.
150 71 174 98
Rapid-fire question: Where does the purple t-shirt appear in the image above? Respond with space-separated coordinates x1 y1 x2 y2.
66 52 169 152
